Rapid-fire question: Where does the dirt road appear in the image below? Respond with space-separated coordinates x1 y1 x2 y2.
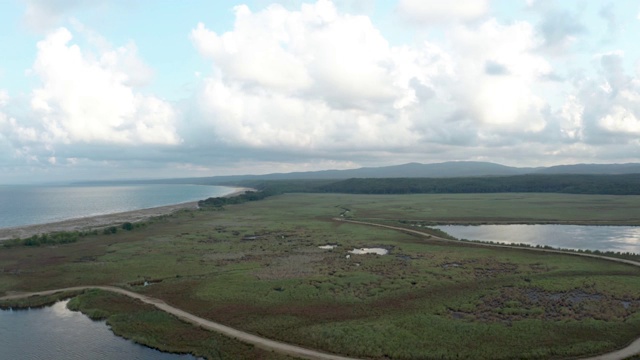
0 285 358 360
334 218 640 360
1 218 638 360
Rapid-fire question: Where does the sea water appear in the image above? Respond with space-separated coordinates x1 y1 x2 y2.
0 183 232 358
0 184 235 229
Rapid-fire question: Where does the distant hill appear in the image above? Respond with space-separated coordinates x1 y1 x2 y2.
182 161 639 184
75 161 640 186
162 161 535 184
246 161 533 179
534 163 640 175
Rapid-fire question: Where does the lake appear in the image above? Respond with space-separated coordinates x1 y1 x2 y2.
434 224 640 253
0 301 196 360
0 184 235 229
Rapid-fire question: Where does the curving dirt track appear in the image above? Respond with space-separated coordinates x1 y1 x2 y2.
333 218 640 267
1 218 639 360
334 218 640 360
0 285 358 360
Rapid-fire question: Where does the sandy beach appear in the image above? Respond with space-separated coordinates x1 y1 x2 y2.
0 187 253 241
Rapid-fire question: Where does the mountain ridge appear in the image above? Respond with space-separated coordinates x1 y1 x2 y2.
73 161 640 186
201 161 640 183
140 161 640 185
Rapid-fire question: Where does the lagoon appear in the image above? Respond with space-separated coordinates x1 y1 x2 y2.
434 224 640 253
0 301 196 360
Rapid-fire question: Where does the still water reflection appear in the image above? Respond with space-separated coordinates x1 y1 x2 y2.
0 301 196 360
434 225 640 253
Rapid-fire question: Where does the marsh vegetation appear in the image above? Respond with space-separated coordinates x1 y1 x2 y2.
1 193 639 359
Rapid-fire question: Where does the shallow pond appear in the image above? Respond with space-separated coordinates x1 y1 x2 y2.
0 301 197 360
434 225 640 253
349 248 389 255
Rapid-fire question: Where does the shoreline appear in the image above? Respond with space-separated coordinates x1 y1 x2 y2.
0 187 254 241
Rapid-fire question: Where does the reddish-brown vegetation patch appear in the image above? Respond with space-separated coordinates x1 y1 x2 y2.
449 287 640 323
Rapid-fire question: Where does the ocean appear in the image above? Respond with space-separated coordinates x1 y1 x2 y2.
0 184 235 229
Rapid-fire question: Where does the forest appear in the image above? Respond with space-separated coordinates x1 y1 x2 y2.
234 174 640 195
312 174 640 195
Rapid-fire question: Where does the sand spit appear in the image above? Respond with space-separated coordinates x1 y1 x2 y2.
0 187 253 241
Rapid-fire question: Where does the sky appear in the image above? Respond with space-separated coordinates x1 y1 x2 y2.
1 0 640 183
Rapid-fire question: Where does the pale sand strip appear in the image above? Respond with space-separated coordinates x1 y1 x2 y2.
0 187 254 241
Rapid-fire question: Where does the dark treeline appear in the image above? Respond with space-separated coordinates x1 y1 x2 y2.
198 180 335 208
197 174 640 208
312 174 640 195
3 222 140 248
3 231 80 247
313 174 640 195
198 189 272 208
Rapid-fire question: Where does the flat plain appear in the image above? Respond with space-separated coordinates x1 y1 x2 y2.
1 193 639 359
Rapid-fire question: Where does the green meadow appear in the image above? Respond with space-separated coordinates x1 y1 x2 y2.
1 193 640 359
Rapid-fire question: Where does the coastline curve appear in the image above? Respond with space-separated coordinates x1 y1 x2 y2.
0 187 253 241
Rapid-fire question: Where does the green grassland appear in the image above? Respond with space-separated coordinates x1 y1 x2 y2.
320 192 640 224
1 193 640 359
66 289 294 360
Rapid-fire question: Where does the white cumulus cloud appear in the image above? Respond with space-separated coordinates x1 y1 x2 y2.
191 1 399 109
397 0 489 24
23 0 95 32
189 0 443 153
570 52 640 143
449 19 552 131
8 0 640 181
187 0 572 163
0 90 8 107
27 27 179 146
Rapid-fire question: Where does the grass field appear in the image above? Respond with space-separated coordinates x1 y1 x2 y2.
1 193 639 359
316 192 640 225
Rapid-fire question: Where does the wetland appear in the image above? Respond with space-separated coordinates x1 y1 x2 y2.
434 224 640 253
1 193 639 359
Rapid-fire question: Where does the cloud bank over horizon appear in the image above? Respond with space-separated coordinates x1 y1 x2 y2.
1 0 639 182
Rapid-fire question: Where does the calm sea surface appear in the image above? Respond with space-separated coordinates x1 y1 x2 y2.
435 224 640 253
0 184 229 358
0 301 196 360
0 184 235 229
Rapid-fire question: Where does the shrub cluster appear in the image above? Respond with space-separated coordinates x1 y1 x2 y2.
198 190 273 209
3 231 80 247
